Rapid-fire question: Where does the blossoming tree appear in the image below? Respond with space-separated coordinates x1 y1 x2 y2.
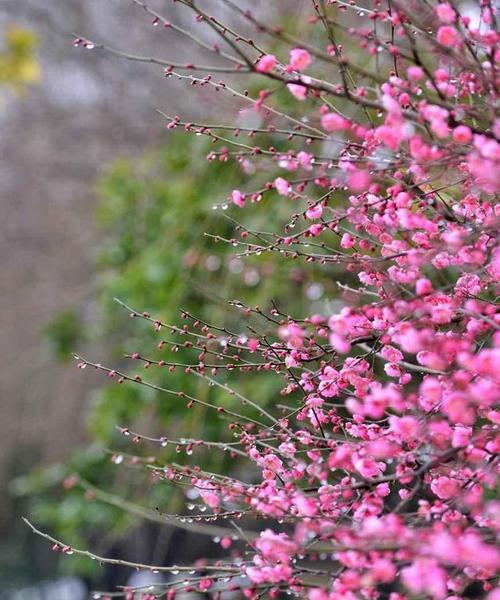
26 0 499 598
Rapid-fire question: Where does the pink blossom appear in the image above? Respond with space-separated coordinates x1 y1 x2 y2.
443 396 475 426
308 590 330 600
452 426 472 448
297 151 313 170
353 457 382 478
305 204 323 219
473 348 500 378
455 273 482 297
309 223 323 236
321 112 350 132
255 529 298 562
381 345 404 363
374 123 406 150
375 482 391 497
389 415 420 440
287 83 307 100
198 578 212 592
399 92 410 107
416 277 433 295
246 562 292 584
436 3 456 23
362 384 402 419
329 332 351 353
437 25 461 47
407 65 424 80
428 420 453 447
467 151 500 192
382 93 401 115
348 169 371 192
453 125 472 143
197 481 220 508
401 558 448 599
72 6 500 598
231 189 245 207
260 453 283 474
274 177 291 196
256 54 277 73
318 366 339 397
384 362 402 377
340 233 355 249
279 322 305 349
247 338 259 352
288 48 312 71
293 494 318 516
431 476 460 499
370 558 396 583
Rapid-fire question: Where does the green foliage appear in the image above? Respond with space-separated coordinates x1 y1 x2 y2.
25 131 343 577
41 310 84 362
10 446 133 578
89 132 330 447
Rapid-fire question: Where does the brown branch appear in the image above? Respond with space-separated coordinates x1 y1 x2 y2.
23 517 240 574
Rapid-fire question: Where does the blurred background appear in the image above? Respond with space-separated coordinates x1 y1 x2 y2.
0 2 170 595
0 1 342 597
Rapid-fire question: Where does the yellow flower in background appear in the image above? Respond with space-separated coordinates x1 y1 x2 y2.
0 26 40 93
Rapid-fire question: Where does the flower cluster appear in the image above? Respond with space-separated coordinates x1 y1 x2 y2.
38 1 500 599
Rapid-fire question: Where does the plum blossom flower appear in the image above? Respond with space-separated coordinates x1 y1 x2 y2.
246 562 292 584
318 366 339 397
435 3 456 23
197 480 220 508
437 25 461 47
198 578 212 592
431 476 460 499
255 529 298 563
389 415 420 440
340 233 355 249
452 426 472 448
297 151 313 170
370 558 396 583
455 273 482 297
453 125 472 143
274 177 291 196
407 65 424 80
247 338 259 352
288 48 312 71
72 6 500 599
347 169 371 192
321 112 350 131
279 322 305 349
353 457 382 478
256 54 277 73
416 277 433 295
305 204 323 219
287 83 307 100
293 494 318 516
231 189 245 207
401 558 448 599
380 345 404 363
